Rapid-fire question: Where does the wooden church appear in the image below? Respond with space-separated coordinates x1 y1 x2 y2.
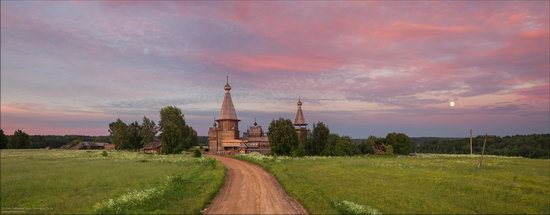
208 78 307 155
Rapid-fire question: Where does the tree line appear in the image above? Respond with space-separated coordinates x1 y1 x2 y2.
266 118 549 159
0 129 30 149
267 118 414 156
0 129 111 149
108 106 198 154
3 113 546 159
414 134 550 159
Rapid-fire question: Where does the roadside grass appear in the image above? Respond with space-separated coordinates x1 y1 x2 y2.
0 149 224 214
235 153 550 214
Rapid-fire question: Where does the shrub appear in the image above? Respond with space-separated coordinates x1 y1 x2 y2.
291 142 306 157
193 148 201 157
360 136 382 154
385 145 394 155
101 151 108 157
333 200 381 215
94 187 164 214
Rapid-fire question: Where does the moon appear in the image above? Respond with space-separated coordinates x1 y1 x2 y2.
449 101 455 107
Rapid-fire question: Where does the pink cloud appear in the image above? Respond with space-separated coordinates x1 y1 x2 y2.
210 53 338 73
515 85 550 102
382 21 475 38
508 13 524 24
521 29 548 39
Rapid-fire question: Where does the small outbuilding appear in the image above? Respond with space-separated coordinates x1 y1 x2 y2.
143 141 161 154
71 142 109 150
104 144 115 151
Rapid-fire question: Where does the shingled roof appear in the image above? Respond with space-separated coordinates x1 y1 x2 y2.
218 77 239 121
294 97 307 126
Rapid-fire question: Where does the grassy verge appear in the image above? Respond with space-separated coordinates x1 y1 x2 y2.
1 149 224 214
235 153 550 214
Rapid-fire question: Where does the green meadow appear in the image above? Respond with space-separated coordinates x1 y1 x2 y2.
235 153 550 214
0 150 224 214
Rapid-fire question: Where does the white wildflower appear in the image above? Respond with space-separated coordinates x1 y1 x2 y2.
334 200 382 215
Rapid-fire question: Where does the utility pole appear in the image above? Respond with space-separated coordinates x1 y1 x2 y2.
470 129 473 155
478 133 487 168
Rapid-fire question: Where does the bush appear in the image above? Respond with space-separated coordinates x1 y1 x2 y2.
359 136 378 154
193 148 201 157
385 145 393 155
94 187 164 214
333 200 381 215
291 142 306 157
101 151 108 157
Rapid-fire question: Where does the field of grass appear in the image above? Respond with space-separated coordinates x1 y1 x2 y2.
0 149 225 214
235 153 550 214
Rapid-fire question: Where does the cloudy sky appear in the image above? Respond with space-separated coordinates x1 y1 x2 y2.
1 1 548 137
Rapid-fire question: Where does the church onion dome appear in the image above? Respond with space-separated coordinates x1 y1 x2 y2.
224 83 231 91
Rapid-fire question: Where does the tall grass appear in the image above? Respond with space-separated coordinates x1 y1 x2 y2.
235 153 550 214
1 150 224 214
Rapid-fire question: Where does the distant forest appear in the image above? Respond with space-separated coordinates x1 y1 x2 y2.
1 134 208 149
411 134 550 159
28 135 111 149
2 132 548 159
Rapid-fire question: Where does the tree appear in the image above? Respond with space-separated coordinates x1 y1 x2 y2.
267 118 298 156
320 134 360 156
334 136 360 156
359 136 379 154
320 134 340 156
306 122 330 155
140 116 157 146
385 144 394 155
291 140 306 157
128 121 143 149
109 119 129 150
159 106 197 154
293 125 309 157
183 126 198 151
9 130 30 149
385 132 414 155
0 129 8 149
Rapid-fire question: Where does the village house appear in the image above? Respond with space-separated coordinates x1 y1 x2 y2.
208 78 308 155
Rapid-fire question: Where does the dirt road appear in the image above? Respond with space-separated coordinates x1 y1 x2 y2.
204 155 307 214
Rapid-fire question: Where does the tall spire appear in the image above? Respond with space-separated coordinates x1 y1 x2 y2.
218 76 238 120
294 97 307 126
224 76 231 92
